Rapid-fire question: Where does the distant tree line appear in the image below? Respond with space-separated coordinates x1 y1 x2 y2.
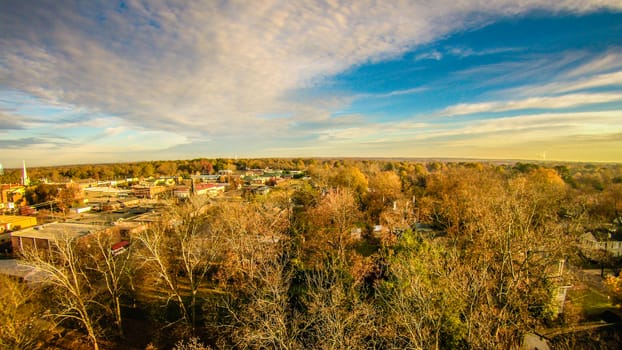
0 158 314 184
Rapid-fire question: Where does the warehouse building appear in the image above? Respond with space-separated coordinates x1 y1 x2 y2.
0 215 38 233
11 222 106 252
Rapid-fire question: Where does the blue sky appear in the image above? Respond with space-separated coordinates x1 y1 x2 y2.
1 1 621 167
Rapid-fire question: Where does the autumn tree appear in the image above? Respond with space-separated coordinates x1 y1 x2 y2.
134 197 222 331
377 232 469 349
141 163 156 178
365 170 403 223
605 272 622 303
300 262 378 349
598 183 622 221
0 275 50 349
226 253 301 349
306 188 361 266
0 169 21 184
410 165 573 347
25 184 59 205
157 161 178 176
56 184 83 213
195 200 292 347
21 234 102 350
85 231 132 339
329 166 368 197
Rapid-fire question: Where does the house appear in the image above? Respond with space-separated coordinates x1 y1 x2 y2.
580 231 622 257
248 176 267 185
245 175 278 185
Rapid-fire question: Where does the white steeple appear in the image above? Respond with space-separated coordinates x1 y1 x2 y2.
22 160 30 186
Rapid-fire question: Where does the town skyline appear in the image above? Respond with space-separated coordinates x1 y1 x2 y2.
1 1 622 168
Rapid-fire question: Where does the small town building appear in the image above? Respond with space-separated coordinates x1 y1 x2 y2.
191 174 221 183
0 184 25 211
195 183 227 196
0 215 38 233
252 186 271 195
174 183 226 199
174 185 191 199
580 232 622 257
114 210 164 239
84 186 131 198
11 222 107 252
132 185 167 199
0 259 48 283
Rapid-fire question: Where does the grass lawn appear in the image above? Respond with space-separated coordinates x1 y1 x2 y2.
572 287 615 316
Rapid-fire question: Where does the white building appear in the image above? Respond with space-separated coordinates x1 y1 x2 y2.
580 232 622 257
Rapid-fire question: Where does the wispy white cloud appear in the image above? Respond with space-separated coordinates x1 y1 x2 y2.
415 50 443 61
354 86 427 99
554 71 622 93
442 110 621 138
454 50 590 90
0 111 42 130
488 49 622 99
415 43 522 62
103 126 125 137
440 92 622 116
446 46 523 57
565 48 622 77
506 70 622 97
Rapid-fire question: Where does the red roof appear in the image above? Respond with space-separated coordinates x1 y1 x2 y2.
111 240 130 251
195 183 224 190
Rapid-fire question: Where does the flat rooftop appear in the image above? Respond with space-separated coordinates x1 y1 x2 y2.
10 222 106 240
0 215 36 224
0 259 48 282
69 206 156 224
